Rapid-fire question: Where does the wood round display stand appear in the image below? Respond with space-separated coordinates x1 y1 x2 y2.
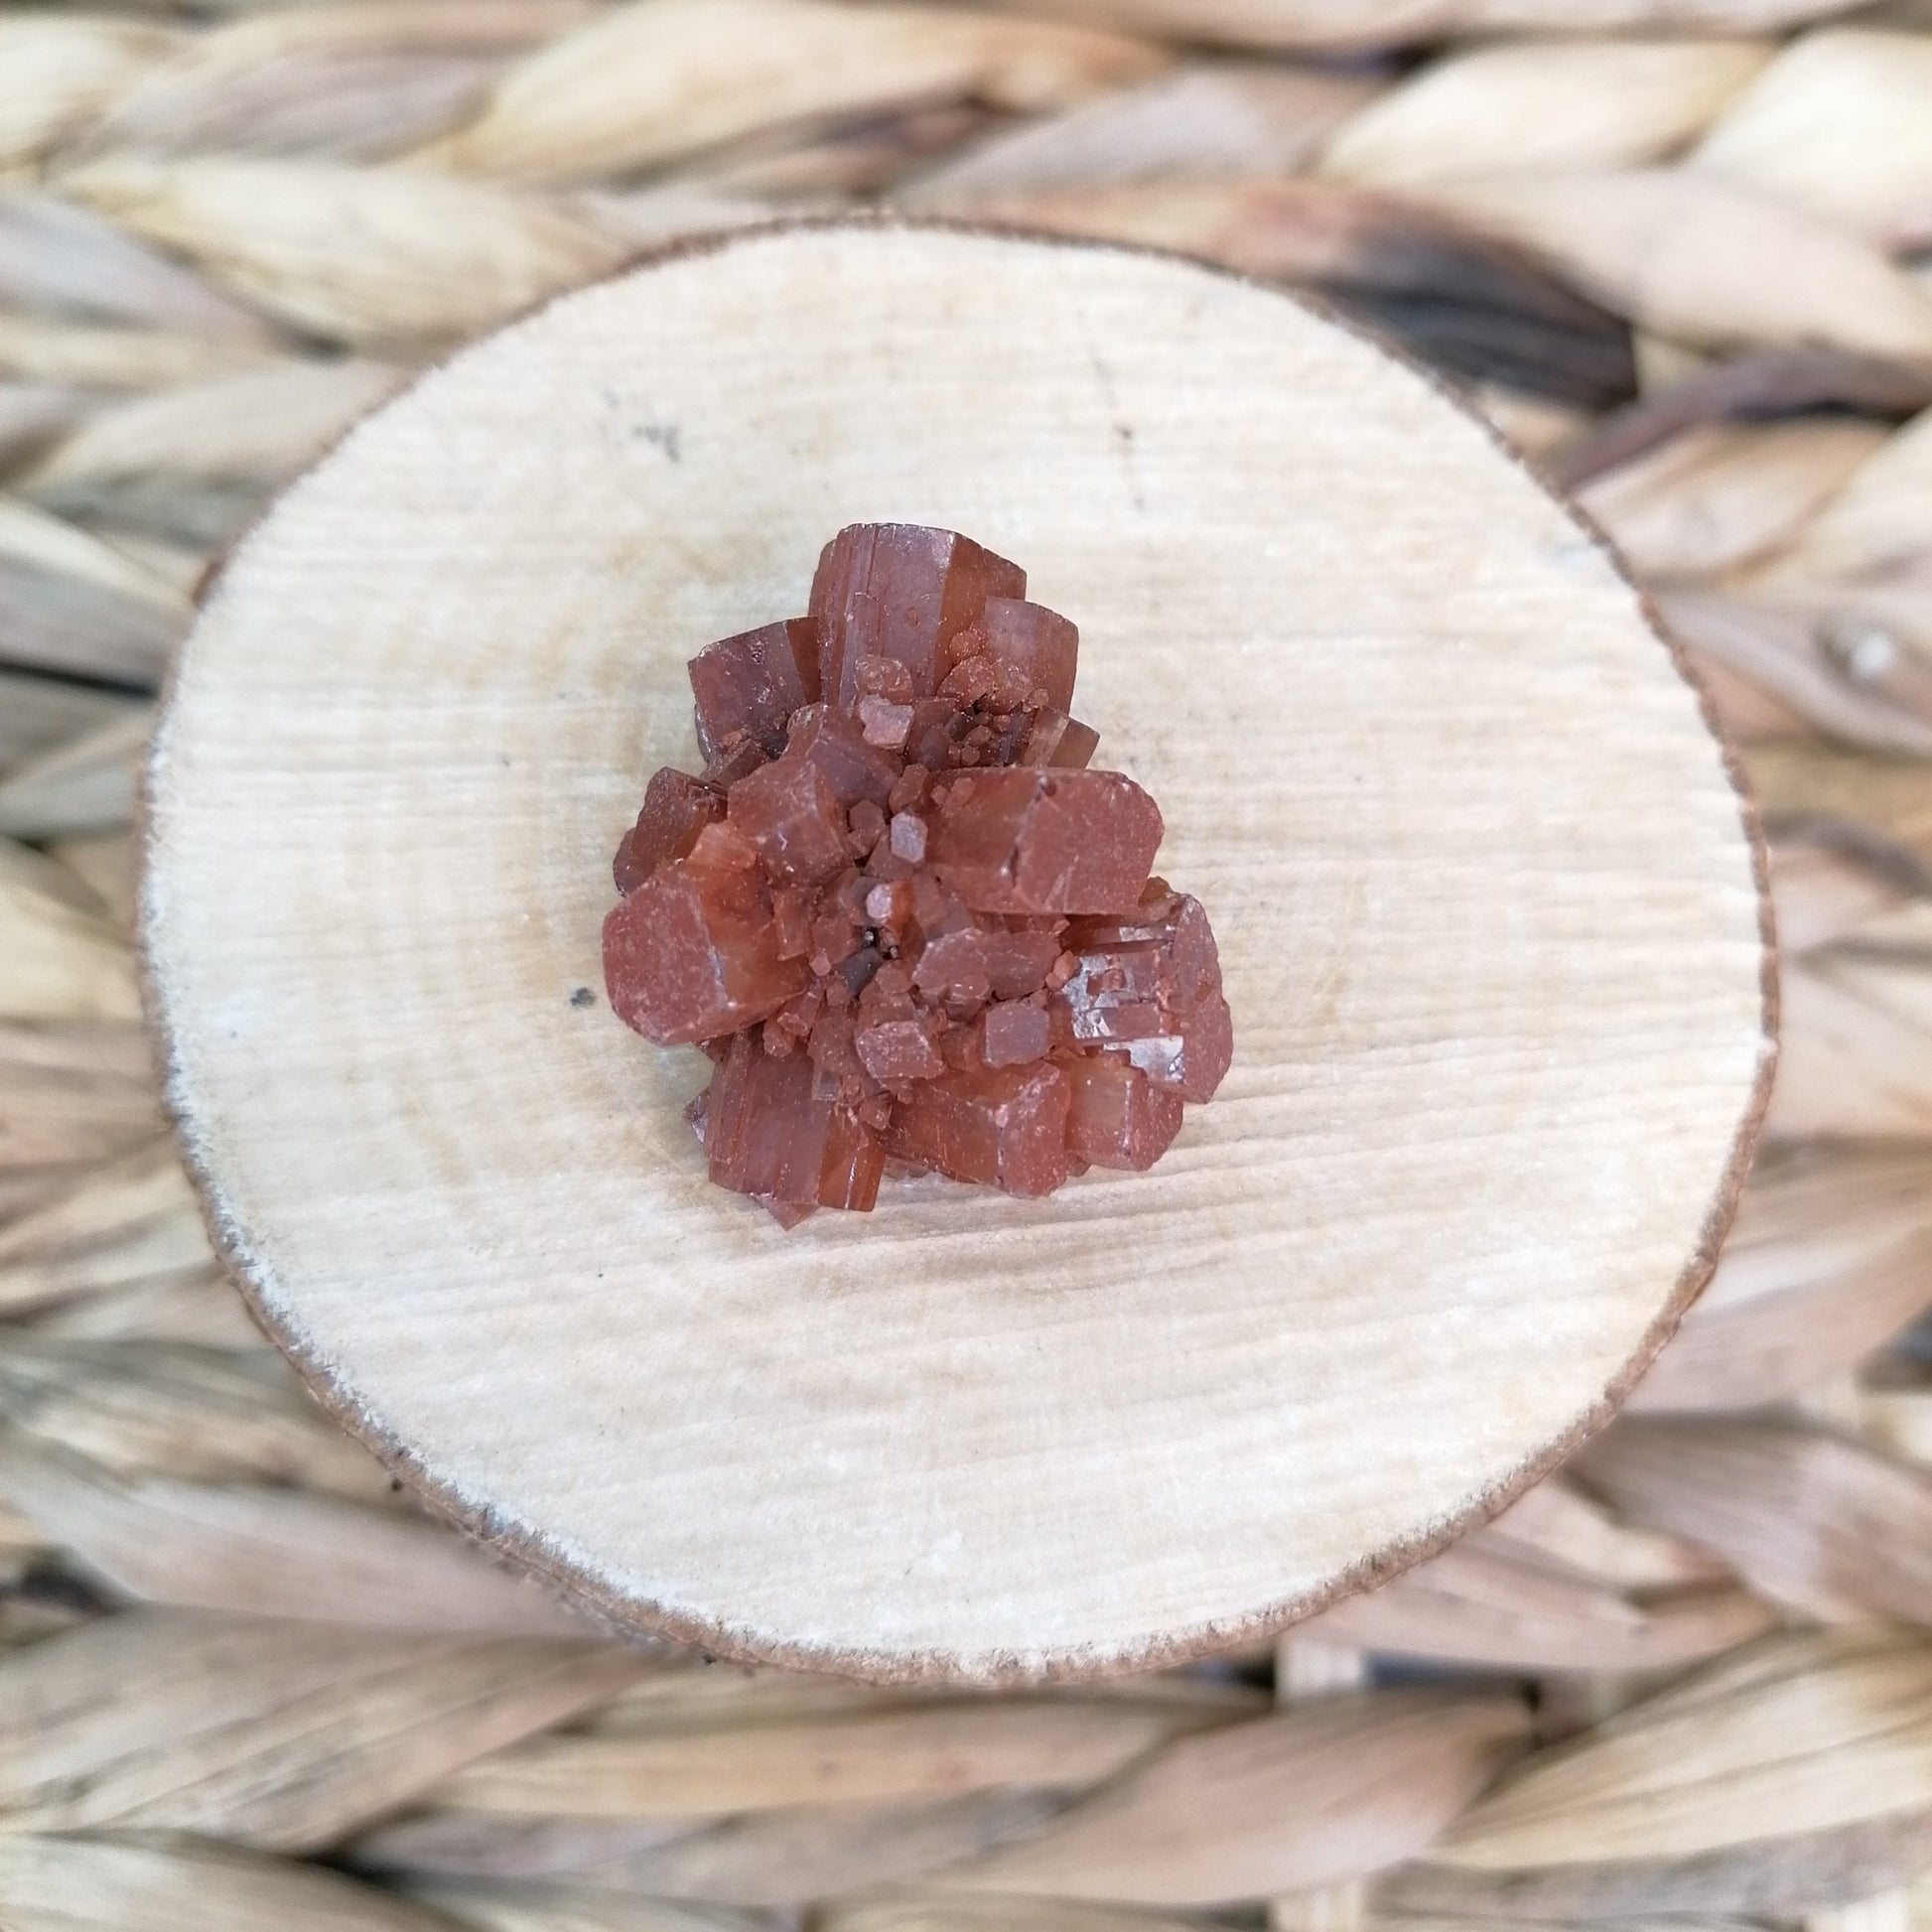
141 219 1775 1684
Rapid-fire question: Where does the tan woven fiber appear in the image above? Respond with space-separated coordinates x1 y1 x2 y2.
7 1 1932 1924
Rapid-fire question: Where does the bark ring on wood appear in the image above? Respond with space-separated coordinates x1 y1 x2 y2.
139 219 1776 1683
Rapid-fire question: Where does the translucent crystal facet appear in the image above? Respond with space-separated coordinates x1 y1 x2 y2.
603 524 1232 1224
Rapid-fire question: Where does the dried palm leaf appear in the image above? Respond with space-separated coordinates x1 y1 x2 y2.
0 1607 646 1852
412 0 1167 186
0 1140 208 1319
1690 29 1932 247
0 1023 158 1170
0 707 152 841
1766 824 1932 953
1578 1418 1932 1622
1689 652 1813 742
0 673 142 785
0 1434 600 1637
1661 591 1932 755
1771 947 1932 1137
1632 331 1714 399
0 313 281 394
1319 40 1770 189
0 839 138 1028
1634 1139 1932 1409
0 190 278 340
356 1790 1070 1901
1551 347 1932 493
22 1267 264 1352
0 19 183 173
901 63 1381 201
807 1893 1217 1932
569 185 786 254
100 531 213 602
1464 385 1591 459
54 157 632 350
109 50 512 167
0 1016 151 1089
587 1661 1259 1738
1743 740 1932 868
637 1795 1108 1905
0 494 189 684
1297 1535 1769 1672
433 1697 1227 1819
1368 1918 1759 1932
1431 1630 1932 1895
910 1 1873 53
1864 1388 1932 1465
45 835 136 932
662 102 996 200
18 360 407 546
1577 418 1888 580
347 1806 707 1883
1266 1639 1367 1932
0 384 95 471
1406 169 1932 360
1755 406 1932 592
1386 1807 1932 1924
942 1693 1529 1905
0 1337 388 1498
1481 1472 1725 1588
0 1831 476 1931
935 177 1635 405
579 1654 925 1734
80 2 602 164
408 1876 771 1932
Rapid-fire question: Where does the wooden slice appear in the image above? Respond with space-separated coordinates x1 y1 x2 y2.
142 220 1774 1682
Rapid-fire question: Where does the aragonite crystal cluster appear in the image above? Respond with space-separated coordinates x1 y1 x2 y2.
603 524 1232 1224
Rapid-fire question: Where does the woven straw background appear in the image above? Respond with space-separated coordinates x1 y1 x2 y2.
7 1 1932 1927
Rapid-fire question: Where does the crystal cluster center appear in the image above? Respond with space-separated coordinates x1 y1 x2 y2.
603 523 1232 1225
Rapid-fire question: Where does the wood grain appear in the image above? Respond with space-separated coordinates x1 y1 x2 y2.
140 220 1773 1682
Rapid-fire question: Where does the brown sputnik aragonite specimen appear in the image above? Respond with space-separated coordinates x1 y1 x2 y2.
603 523 1232 1224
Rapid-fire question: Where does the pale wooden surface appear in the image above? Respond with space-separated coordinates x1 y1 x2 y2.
141 221 1773 1681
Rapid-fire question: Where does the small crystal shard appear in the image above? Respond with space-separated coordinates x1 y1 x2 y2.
603 524 1232 1223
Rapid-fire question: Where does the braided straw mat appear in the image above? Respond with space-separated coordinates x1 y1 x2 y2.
6 0 1932 1926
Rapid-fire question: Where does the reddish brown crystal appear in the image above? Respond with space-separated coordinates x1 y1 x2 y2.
726 757 848 886
603 825 807 1044
1055 885 1235 1103
928 768 1164 915
703 1031 884 1213
1063 1055 1185 1170
810 523 1027 712
602 524 1232 1222
944 597 1079 714
885 1061 1071 1197
614 767 722 895
689 618 818 761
